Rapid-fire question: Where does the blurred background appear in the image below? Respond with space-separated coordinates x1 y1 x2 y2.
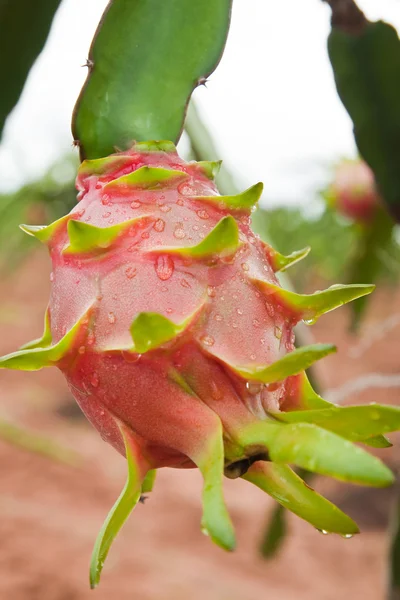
0 1 400 598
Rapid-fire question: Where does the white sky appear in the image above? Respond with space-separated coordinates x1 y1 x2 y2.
0 0 399 205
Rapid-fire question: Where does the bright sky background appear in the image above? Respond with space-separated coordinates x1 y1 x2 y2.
0 0 399 206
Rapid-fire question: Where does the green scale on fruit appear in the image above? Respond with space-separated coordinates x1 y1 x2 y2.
2 141 400 587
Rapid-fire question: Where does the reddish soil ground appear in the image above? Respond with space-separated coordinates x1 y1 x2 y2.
0 249 399 600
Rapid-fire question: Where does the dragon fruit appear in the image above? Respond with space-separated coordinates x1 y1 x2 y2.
330 159 379 223
1 141 399 587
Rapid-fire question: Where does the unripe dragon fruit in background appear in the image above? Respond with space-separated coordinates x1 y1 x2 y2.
1 141 399 587
330 159 379 223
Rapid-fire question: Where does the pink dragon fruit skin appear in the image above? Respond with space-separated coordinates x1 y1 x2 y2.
332 159 379 223
1 141 396 587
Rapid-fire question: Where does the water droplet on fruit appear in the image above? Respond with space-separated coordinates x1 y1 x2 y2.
178 183 192 195
207 286 216 298
131 200 141 209
122 351 141 363
49 272 54 282
125 266 137 279
237 308 243 315
246 382 263 395
317 529 329 535
181 279 191 289
197 210 209 220
343 534 353 539
78 346 86 355
210 381 223 400
87 331 95 345
102 211 111 218
232 322 238 329
108 312 116 324
241 263 249 272
160 204 171 213
249 354 256 361
253 319 260 327
303 317 317 326
266 303 275 318
91 373 99 387
214 314 223 322
174 225 185 239
154 218 165 232
166 308 173 314
274 326 282 340
155 255 174 281
200 335 215 347
101 194 110 205
192 224 199 231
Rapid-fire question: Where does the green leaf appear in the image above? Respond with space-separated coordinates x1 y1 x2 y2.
259 504 287 559
234 344 336 384
78 155 132 179
19 308 52 350
104 166 188 193
364 435 392 448
72 0 232 159
239 421 394 487
153 215 239 260
195 183 263 212
197 160 222 180
243 462 358 535
271 404 400 444
141 469 157 493
130 312 188 354
0 0 62 138
347 207 395 329
90 426 144 588
0 309 89 371
64 216 148 254
328 20 400 220
265 245 311 273
19 215 69 244
254 281 375 324
0 419 80 467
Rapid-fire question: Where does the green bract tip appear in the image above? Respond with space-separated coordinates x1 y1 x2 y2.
64 216 149 254
19 308 52 350
0 308 91 371
234 344 336 383
90 424 146 588
104 166 188 192
243 462 359 535
195 182 263 212
266 245 311 272
197 160 222 180
151 215 239 260
254 281 376 324
239 421 395 487
19 215 69 244
130 312 189 354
